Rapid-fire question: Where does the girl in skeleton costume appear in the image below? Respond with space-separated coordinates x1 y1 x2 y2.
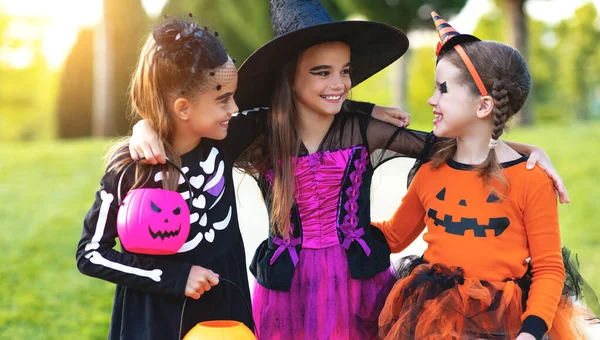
376 12 598 340
129 2 571 340
76 17 256 339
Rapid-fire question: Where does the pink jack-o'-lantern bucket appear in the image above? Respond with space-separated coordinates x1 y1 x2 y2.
116 159 192 255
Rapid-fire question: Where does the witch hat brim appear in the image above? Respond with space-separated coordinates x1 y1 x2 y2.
235 20 409 110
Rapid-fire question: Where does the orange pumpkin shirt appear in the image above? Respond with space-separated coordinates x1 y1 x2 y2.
374 156 565 332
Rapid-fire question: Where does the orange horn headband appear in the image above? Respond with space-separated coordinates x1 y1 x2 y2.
431 11 488 96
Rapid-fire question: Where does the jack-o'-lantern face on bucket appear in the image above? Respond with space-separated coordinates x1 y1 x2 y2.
148 200 184 239
427 187 510 237
117 188 191 255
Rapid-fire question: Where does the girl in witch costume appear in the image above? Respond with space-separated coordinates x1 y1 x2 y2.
375 12 598 340
128 2 570 340
76 16 253 339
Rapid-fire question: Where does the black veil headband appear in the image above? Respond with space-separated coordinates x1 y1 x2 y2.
150 14 236 95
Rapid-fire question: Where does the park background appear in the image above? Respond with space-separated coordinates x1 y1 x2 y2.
1 0 599 338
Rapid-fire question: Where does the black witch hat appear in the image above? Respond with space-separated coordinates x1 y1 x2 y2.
235 0 409 110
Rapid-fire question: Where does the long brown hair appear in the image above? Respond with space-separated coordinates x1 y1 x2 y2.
236 57 300 238
432 41 531 192
106 17 228 191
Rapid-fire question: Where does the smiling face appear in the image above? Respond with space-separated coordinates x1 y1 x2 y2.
427 58 481 138
183 59 239 140
292 41 352 117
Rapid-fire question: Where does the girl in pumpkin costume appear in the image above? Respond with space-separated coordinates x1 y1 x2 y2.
375 11 598 340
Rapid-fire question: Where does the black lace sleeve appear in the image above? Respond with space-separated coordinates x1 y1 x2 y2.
364 117 428 160
344 100 375 115
225 107 269 161
362 117 441 186
406 132 438 187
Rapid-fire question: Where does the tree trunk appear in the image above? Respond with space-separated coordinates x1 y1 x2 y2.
57 29 94 138
93 0 146 137
92 18 113 137
392 49 410 109
504 0 533 125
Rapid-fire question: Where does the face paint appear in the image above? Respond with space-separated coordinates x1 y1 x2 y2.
427 59 482 138
183 59 239 141
293 41 351 117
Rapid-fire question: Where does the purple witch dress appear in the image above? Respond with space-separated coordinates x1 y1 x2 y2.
249 110 429 340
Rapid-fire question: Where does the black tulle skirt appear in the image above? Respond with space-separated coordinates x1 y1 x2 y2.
379 248 599 340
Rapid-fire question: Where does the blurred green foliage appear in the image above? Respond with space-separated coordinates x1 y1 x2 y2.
0 15 59 140
352 3 600 130
1 2 599 140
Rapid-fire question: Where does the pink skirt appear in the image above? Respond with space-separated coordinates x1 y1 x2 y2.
252 244 395 340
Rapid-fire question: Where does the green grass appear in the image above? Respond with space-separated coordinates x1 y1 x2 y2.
0 123 599 337
0 140 114 339
504 122 600 302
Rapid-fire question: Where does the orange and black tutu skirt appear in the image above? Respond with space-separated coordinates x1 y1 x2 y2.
379 248 598 340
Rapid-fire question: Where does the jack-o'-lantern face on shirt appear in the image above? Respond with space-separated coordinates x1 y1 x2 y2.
427 186 510 237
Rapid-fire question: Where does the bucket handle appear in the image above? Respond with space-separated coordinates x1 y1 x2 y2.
117 158 193 213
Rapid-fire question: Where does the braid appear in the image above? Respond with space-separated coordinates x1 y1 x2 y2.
491 79 510 140
472 78 510 197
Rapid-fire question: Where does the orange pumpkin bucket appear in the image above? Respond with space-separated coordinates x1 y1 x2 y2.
183 320 256 340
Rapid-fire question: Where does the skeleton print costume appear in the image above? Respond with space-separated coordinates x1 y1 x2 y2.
76 107 266 339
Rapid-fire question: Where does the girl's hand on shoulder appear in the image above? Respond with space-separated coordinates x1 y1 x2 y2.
185 266 220 300
515 332 536 340
129 119 166 165
526 147 570 204
372 105 411 128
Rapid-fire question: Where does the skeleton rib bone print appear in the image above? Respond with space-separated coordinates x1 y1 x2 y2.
154 147 231 251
